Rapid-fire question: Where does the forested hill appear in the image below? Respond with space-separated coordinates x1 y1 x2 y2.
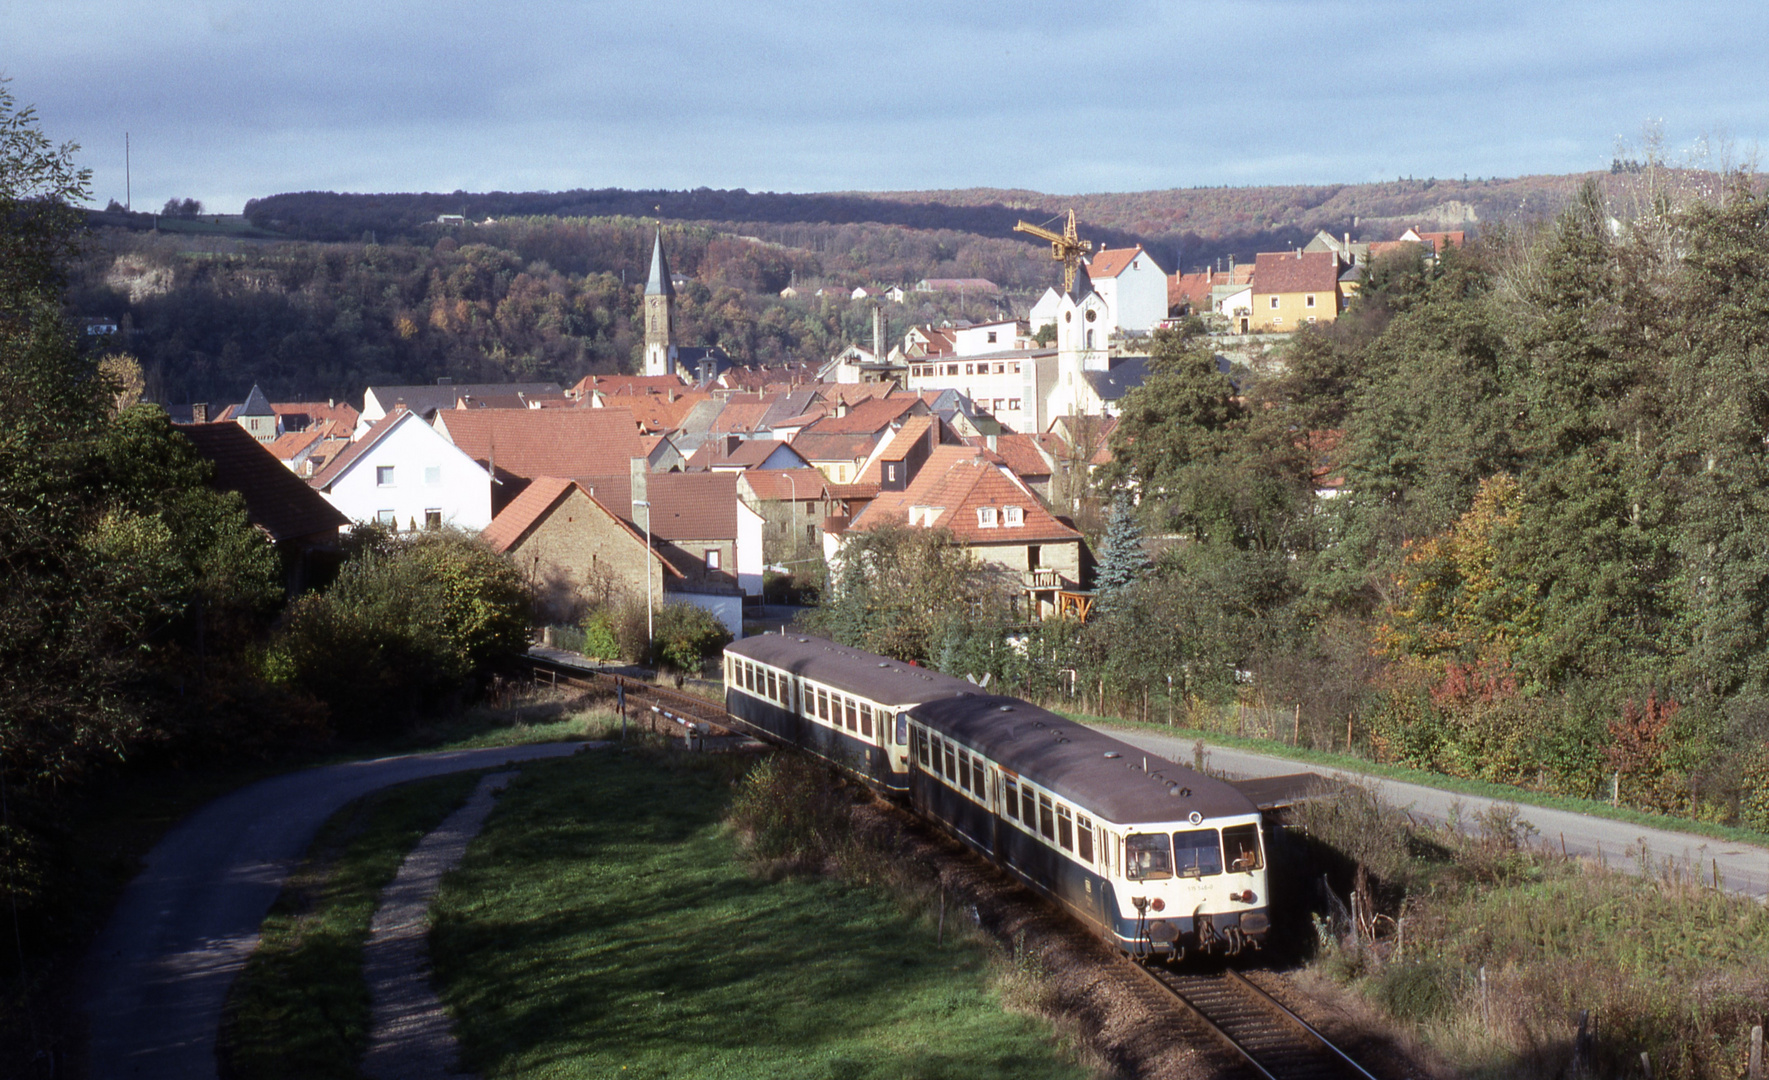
244 173 1595 272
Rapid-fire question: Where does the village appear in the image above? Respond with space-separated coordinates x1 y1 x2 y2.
172 221 1464 641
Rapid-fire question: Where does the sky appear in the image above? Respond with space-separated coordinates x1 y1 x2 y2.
5 0 1767 214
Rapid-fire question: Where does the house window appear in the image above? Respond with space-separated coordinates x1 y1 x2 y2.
977 507 999 528
424 509 442 530
993 363 1005 374
1305 294 1316 308
1269 296 1280 309
947 364 959 375
885 463 897 482
1004 506 1024 527
1008 398 1021 411
986 331 997 344
1010 363 1021 374
706 549 722 572
376 466 395 487
424 466 441 485
376 510 396 527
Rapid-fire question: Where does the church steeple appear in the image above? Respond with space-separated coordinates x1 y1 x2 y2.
643 228 677 375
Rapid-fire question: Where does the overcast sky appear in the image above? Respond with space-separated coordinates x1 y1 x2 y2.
5 1 1765 214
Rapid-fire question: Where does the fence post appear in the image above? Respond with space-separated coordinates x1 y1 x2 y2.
1639 1050 1651 1079
1479 965 1490 1030
1749 1023 1762 1080
1293 702 1301 746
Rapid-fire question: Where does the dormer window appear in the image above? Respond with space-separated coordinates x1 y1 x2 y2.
977 507 999 528
1004 506 1025 527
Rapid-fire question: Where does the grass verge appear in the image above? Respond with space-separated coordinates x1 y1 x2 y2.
217 771 485 1079
1290 786 1769 1079
431 744 1090 1079
1056 708 1769 849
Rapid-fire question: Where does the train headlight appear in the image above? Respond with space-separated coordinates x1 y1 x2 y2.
1150 897 1165 912
1231 890 1257 904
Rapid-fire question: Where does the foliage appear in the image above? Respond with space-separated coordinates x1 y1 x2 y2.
649 601 733 673
808 522 1014 665
1092 498 1151 605
264 529 531 735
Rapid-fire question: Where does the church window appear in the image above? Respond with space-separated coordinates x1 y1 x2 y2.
1085 309 1096 322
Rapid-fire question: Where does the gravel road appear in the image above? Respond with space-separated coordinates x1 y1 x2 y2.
1104 727 1769 905
81 742 585 1080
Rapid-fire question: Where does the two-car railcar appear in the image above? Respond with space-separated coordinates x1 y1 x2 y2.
723 634 1270 958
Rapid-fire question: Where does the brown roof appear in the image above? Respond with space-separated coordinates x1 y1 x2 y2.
858 415 936 484
481 476 682 577
977 433 1052 480
706 400 772 436
176 422 350 542
1252 251 1341 296
569 373 688 398
801 396 924 436
854 446 1080 545
1086 245 1149 280
741 467 830 502
435 407 645 485
620 390 710 434
272 400 360 434
790 431 886 464
647 471 738 540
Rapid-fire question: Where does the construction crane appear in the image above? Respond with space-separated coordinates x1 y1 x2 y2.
1013 210 1093 295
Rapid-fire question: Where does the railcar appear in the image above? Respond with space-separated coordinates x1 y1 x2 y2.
722 634 1271 959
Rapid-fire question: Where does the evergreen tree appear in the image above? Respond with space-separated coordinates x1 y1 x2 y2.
1094 498 1151 603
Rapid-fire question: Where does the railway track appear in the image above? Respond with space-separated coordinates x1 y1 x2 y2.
1131 964 1380 1080
526 651 743 739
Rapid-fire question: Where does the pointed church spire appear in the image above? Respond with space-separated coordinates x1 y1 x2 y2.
645 228 674 299
1065 261 1095 303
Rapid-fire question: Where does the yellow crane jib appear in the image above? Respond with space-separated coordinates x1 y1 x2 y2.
1013 209 1093 295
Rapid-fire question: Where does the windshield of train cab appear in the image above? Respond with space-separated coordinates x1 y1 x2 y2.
1124 825 1263 882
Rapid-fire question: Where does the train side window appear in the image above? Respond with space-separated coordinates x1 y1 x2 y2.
958 751 972 793
968 755 981 797
746 662 756 693
1057 805 1073 851
1021 785 1037 826
896 711 909 746
814 687 825 721
917 729 930 767
1173 829 1224 878
1003 779 1018 820
1222 824 1263 871
942 740 956 783
765 669 776 701
1038 794 1055 841
860 703 873 739
1077 816 1094 862
843 697 855 731
1125 833 1174 881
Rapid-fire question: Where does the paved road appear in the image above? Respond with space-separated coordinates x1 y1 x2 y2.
82 742 586 1080
1103 727 1769 905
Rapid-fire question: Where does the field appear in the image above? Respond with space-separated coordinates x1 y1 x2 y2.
429 744 1087 1079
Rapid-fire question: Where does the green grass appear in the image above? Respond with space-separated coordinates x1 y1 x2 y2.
431 747 1088 1079
217 772 485 1078
1056 708 1769 849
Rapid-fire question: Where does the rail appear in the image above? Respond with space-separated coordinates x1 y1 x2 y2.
1128 964 1380 1080
526 652 749 742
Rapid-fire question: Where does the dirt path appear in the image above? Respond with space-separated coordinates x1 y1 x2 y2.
360 770 521 1080
81 743 586 1080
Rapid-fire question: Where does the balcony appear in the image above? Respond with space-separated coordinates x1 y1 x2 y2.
1023 568 1062 590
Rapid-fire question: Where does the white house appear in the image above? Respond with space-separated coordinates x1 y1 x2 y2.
308 406 492 532
1029 287 1062 331
952 319 1028 356
1085 245 1169 333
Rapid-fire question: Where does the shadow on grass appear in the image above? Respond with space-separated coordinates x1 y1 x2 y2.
433 748 1086 1079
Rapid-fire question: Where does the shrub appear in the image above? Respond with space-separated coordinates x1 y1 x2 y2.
650 601 732 674
579 610 621 661
1371 960 1465 1023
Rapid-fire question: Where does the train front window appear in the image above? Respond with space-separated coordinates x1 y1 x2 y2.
1223 824 1263 871
1172 829 1224 878
1125 833 1173 881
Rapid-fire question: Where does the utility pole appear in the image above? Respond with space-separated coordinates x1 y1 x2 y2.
125 132 131 212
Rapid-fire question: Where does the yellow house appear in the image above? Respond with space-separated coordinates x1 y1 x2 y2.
1250 251 1343 332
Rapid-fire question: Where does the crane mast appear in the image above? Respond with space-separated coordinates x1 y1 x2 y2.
1013 209 1093 295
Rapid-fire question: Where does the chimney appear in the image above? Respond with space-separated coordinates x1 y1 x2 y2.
192 402 209 424
630 457 650 532
872 304 884 361
1344 232 1350 249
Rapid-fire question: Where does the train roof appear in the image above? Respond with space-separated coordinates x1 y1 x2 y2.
910 694 1258 826
727 633 979 707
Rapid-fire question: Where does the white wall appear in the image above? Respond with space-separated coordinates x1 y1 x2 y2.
737 501 765 596
321 413 492 531
671 590 744 637
1092 254 1169 333
953 322 1021 357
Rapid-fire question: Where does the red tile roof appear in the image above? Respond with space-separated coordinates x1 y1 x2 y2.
854 446 1079 544
435 407 645 485
1252 251 1341 295
176 422 349 542
858 415 936 484
972 433 1052 480
308 406 411 489
271 400 360 435
481 476 681 577
569 373 688 398
791 431 884 463
1087 245 1149 279
801 396 924 436
266 428 325 462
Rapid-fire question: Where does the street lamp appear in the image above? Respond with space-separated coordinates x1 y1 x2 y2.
633 499 654 649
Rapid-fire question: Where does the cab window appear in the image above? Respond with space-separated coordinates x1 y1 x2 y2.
1173 829 1224 878
1223 824 1263 871
1125 833 1174 881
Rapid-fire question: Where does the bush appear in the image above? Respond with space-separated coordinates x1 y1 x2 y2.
579 610 621 661
1371 960 1465 1023
650 601 732 674
264 529 530 735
